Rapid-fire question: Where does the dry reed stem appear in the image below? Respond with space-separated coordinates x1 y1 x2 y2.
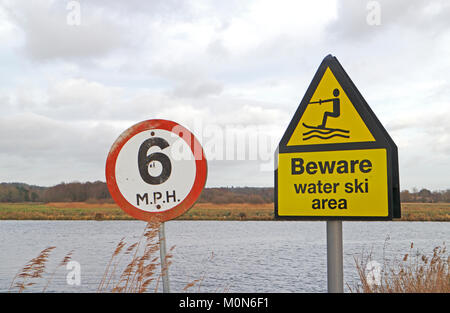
10 221 220 293
351 242 449 293
97 237 125 292
10 246 56 292
42 249 74 292
98 219 177 293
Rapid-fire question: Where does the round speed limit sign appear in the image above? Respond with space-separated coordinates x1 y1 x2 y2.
106 119 207 222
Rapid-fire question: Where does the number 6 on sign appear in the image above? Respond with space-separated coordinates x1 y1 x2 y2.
106 119 207 222
138 137 172 185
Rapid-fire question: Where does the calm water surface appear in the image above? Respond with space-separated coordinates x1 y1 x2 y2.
0 220 448 293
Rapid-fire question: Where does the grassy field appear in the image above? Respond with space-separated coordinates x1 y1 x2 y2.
399 203 450 221
0 202 449 221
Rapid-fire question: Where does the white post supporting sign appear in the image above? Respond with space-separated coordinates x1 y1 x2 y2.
106 119 207 293
274 55 400 292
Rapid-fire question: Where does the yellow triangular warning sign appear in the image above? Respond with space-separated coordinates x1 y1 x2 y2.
287 67 375 145
275 55 401 220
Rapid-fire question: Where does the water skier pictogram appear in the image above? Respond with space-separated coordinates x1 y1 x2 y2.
302 88 350 141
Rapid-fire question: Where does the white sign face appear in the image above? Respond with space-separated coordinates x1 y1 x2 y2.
115 129 196 213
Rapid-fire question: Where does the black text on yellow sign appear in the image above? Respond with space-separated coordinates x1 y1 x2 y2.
277 149 388 217
274 54 401 220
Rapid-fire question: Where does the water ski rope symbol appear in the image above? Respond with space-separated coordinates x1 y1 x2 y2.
302 88 350 141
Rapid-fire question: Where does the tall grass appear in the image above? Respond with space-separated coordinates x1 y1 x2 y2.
9 246 56 292
350 242 449 293
8 221 187 293
97 220 175 293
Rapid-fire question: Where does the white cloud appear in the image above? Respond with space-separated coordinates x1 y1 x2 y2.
2 0 128 61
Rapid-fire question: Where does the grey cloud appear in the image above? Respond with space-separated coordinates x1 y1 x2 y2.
206 39 230 59
8 79 125 121
1 0 248 62
171 80 224 98
206 160 273 187
150 61 225 98
88 0 249 25
0 93 13 114
396 130 450 190
0 113 115 159
5 77 288 130
0 112 121 185
386 109 450 132
327 0 450 42
89 0 191 16
2 0 128 61
150 62 209 84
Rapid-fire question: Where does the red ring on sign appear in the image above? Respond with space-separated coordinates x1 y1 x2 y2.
105 119 207 222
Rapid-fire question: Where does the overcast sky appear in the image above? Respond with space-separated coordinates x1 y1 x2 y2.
0 0 449 190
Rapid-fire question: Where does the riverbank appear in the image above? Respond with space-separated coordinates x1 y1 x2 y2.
0 202 448 221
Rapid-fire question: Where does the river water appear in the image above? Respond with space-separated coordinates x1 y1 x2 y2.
0 220 448 293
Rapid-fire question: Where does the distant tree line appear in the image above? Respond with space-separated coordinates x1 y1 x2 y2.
0 183 44 202
197 187 274 204
0 182 110 203
0 182 448 203
400 188 450 203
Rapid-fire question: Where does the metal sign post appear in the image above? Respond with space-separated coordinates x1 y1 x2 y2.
326 220 343 293
158 222 170 293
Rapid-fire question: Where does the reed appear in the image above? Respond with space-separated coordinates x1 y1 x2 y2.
9 246 56 292
350 242 449 293
42 250 74 292
98 220 175 293
8 221 174 293
9 222 227 293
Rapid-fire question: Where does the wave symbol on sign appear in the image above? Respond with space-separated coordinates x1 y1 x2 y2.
302 123 350 141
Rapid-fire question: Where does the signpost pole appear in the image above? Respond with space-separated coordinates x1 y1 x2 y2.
326 220 343 293
158 222 170 293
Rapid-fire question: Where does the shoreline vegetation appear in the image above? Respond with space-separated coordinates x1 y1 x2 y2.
0 202 448 221
350 242 449 293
